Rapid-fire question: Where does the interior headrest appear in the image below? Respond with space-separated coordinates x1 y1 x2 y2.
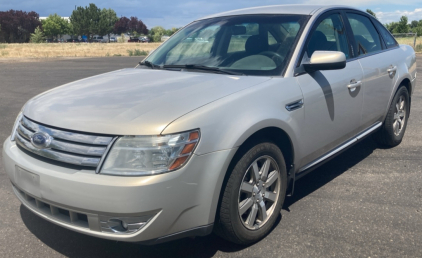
245 35 268 55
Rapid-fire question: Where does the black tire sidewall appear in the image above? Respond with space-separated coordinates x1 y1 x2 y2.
384 86 410 144
223 142 287 244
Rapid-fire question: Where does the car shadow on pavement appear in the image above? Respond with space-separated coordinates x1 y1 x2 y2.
19 137 378 258
283 136 378 209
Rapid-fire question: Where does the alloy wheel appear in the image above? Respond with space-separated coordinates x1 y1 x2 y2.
393 95 406 136
238 155 281 230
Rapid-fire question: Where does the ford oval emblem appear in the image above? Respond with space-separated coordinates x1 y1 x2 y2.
31 132 52 149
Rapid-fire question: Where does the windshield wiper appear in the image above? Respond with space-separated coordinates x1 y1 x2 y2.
138 60 158 69
162 64 244 75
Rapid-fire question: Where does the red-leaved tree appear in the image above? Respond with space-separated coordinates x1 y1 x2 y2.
113 16 148 35
0 10 41 43
128 16 148 35
113 16 130 35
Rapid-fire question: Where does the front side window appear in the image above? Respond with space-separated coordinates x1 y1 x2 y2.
306 13 350 58
346 13 382 56
145 15 309 76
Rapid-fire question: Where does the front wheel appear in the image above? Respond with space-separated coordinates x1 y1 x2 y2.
214 142 287 245
373 86 410 147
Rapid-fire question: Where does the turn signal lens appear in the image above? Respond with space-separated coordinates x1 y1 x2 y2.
181 142 196 154
169 156 189 170
189 131 199 141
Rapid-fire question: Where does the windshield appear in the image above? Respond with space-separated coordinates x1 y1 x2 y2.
145 14 309 76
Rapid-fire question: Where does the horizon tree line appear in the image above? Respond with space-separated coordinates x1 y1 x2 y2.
0 3 179 43
2 6 420 43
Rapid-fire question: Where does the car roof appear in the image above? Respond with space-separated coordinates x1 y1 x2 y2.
198 4 359 20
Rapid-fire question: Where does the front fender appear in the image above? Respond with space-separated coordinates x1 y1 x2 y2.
162 78 304 163
162 77 304 224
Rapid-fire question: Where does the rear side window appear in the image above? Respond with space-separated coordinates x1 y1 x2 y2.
373 21 398 48
346 13 382 56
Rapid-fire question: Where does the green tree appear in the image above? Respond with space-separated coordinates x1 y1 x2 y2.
149 26 166 42
41 14 69 39
394 16 409 33
410 20 419 28
385 22 398 33
414 26 422 36
70 3 101 41
165 27 179 36
366 9 377 18
98 8 118 42
30 26 46 43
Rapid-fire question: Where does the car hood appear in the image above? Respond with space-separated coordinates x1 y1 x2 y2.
24 68 271 135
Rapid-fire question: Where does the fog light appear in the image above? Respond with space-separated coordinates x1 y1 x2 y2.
122 220 128 230
99 214 155 234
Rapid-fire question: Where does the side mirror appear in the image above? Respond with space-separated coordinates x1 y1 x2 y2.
303 51 346 73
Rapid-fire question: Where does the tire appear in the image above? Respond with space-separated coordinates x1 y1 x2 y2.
373 86 410 147
214 142 287 245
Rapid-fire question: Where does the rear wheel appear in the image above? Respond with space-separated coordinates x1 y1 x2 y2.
214 142 287 245
373 86 410 147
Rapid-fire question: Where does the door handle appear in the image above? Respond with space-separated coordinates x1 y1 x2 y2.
347 80 362 90
387 66 397 76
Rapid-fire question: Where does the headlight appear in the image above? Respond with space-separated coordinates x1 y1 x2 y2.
100 130 200 176
10 111 23 141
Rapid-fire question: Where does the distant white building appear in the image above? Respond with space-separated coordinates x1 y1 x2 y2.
161 36 170 42
39 17 70 22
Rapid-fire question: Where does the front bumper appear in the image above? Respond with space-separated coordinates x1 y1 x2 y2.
2 138 236 242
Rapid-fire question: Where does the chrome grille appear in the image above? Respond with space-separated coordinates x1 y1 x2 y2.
15 116 115 168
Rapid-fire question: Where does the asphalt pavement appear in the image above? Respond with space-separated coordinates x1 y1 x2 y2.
0 56 421 258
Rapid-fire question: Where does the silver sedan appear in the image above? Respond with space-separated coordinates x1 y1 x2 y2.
3 5 417 245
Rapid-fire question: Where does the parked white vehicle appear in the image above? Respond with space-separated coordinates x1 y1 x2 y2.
3 5 417 245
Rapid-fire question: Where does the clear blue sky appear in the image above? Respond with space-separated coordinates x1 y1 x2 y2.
0 1 421 29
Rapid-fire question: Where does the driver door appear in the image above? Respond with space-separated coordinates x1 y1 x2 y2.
295 11 364 169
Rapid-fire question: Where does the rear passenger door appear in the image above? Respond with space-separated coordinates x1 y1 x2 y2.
295 11 364 169
345 12 400 128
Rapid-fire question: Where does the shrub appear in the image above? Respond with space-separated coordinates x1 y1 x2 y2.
30 26 46 43
127 49 148 56
134 49 148 56
416 43 422 52
118 33 126 43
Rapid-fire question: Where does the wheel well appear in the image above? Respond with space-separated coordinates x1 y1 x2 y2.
237 127 294 170
223 127 294 189
399 78 412 110
400 78 411 96
214 127 295 224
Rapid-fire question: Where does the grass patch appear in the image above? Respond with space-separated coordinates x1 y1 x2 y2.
127 49 149 56
396 37 422 52
0 43 160 58
416 43 422 53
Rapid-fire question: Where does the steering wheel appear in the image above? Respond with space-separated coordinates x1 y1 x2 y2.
258 51 285 66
